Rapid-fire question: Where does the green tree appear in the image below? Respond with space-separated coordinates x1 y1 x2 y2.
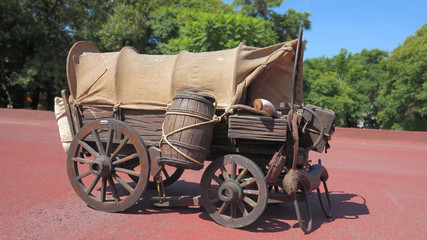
303 48 388 128
377 24 427 131
232 0 283 19
164 12 278 53
1 0 311 110
1 0 73 109
270 9 311 42
233 0 311 41
345 49 388 128
303 58 356 126
96 3 153 52
0 0 120 109
149 0 233 53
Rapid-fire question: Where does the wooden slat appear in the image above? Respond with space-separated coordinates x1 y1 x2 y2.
122 109 165 147
228 114 287 141
81 106 114 120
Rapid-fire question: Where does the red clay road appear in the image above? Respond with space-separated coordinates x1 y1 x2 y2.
0 108 426 240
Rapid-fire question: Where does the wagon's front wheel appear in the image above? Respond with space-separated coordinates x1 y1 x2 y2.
67 119 150 212
200 154 268 228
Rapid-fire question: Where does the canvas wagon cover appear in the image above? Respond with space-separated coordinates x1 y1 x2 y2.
66 40 303 111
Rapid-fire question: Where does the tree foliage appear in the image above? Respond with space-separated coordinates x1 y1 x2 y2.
164 12 278 53
377 24 427 131
1 0 311 110
303 24 427 131
1 0 73 109
1 1 425 131
304 48 389 128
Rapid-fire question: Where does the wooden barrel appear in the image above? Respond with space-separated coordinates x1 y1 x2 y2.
160 90 215 170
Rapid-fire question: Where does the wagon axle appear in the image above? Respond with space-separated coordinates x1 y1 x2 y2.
89 156 113 177
218 180 243 203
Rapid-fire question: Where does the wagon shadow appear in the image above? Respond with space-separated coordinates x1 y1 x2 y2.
123 181 369 233
123 180 204 215
240 191 370 233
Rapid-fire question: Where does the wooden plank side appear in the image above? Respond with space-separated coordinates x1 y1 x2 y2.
121 109 165 147
228 114 287 141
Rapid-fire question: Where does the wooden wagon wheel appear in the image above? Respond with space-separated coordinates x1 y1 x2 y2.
147 166 184 189
200 154 268 228
67 119 150 212
130 165 184 189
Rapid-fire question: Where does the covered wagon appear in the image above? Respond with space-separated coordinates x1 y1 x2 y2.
56 30 335 233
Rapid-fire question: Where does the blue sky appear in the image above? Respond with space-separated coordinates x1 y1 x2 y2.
277 0 426 59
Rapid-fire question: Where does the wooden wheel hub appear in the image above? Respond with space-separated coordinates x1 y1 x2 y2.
90 156 112 177
218 180 242 203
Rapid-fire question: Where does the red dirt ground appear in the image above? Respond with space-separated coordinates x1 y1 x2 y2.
0 108 426 239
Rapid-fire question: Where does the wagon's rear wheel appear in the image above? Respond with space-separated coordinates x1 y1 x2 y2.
130 165 184 189
200 154 268 228
147 166 184 189
67 119 150 212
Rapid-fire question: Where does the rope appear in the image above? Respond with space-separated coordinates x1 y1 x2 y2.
113 102 122 112
159 109 231 166
71 99 83 117
165 111 213 121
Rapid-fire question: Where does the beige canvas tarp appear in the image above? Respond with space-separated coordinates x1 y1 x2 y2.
66 40 304 111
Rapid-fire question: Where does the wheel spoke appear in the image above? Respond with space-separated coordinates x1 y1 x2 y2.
237 201 249 216
236 166 248 182
161 167 170 179
91 127 106 156
115 167 141 177
112 153 139 166
208 187 219 192
86 175 100 196
231 162 236 180
108 176 120 203
72 157 94 164
74 171 91 181
112 173 135 194
243 189 259 195
230 203 235 220
211 174 224 185
78 140 99 157
110 134 130 161
210 197 221 204
100 177 107 202
105 126 114 156
243 196 257 208
241 177 256 188
218 202 229 214
220 165 230 180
